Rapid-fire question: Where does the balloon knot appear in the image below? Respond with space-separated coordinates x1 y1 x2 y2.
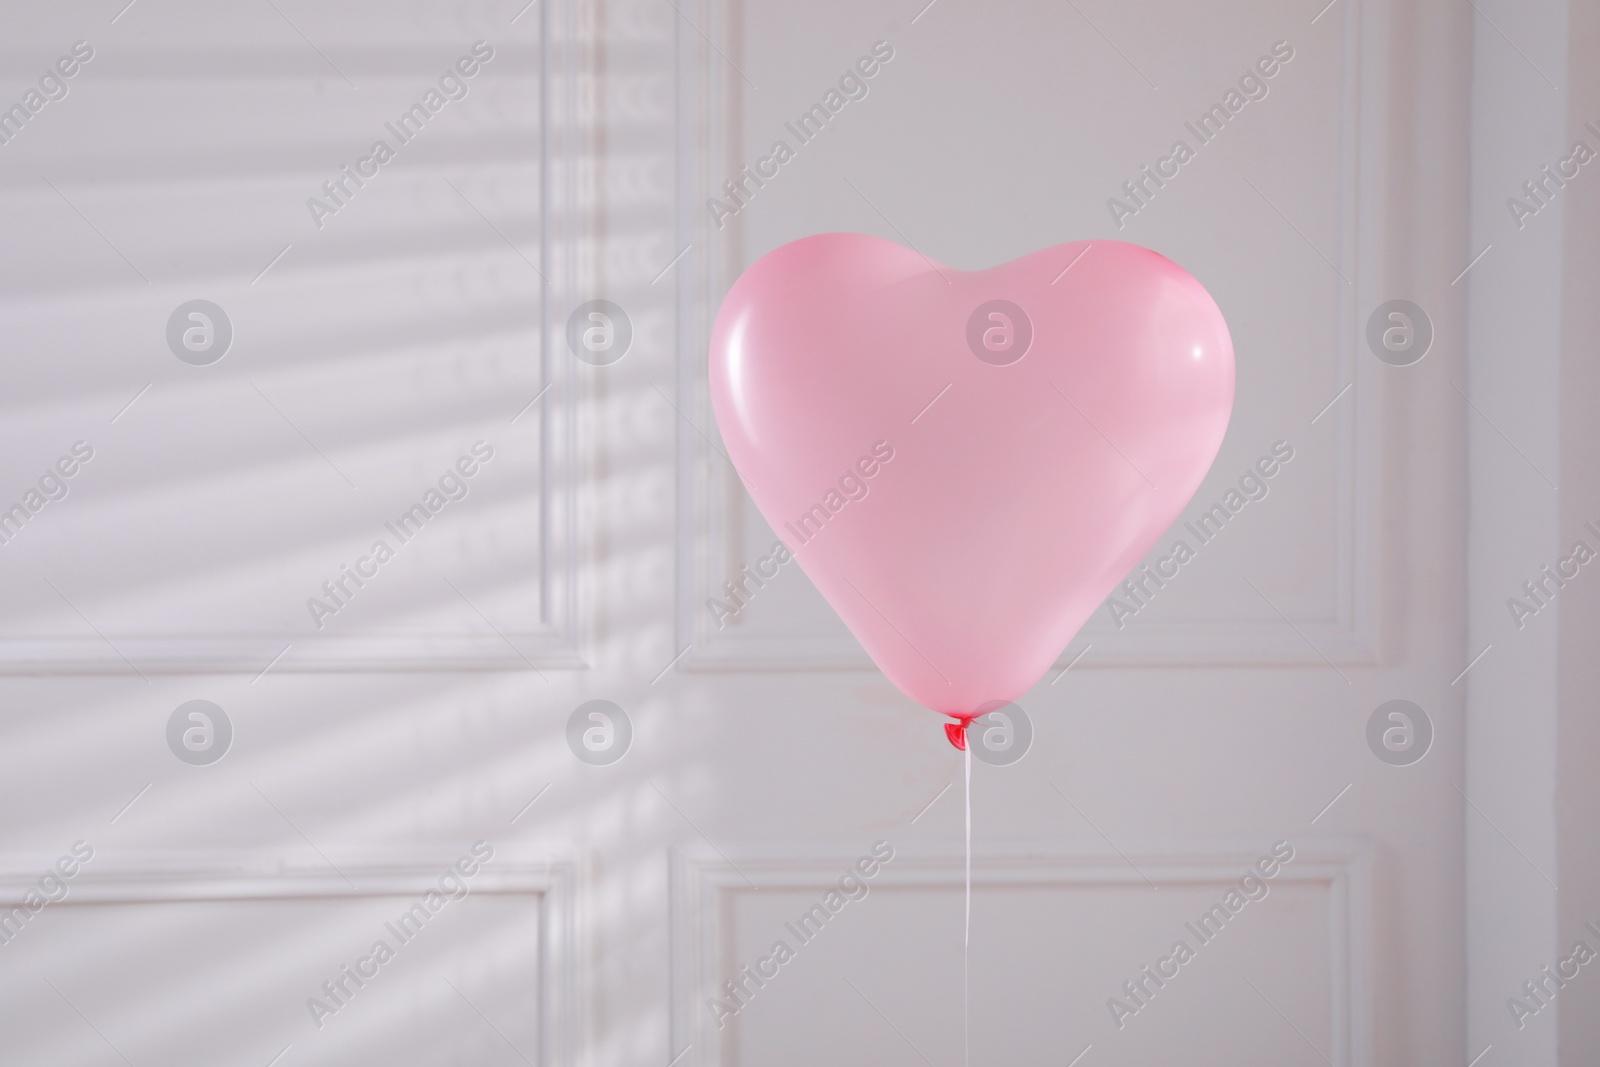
944 714 977 751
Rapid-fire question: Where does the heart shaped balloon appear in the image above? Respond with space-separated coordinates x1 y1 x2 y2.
709 234 1234 719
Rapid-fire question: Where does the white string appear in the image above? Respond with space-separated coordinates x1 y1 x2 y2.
964 735 972 1067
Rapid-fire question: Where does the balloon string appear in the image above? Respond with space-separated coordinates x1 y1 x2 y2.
964 734 971 1067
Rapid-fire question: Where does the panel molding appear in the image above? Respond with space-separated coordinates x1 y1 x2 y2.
0 849 584 1066
0 0 591 675
670 839 1372 1067
670 0 1392 670
0 634 588 675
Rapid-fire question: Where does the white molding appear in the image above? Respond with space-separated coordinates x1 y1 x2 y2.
0 849 584 1066
670 839 1372 1067
670 0 1386 670
0 634 588 675
0 3 589 676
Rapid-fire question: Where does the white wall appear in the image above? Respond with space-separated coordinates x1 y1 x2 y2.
1 0 1594 1063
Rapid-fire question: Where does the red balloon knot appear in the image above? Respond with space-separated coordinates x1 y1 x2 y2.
943 714 977 750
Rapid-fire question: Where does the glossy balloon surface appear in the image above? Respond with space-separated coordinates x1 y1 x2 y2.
710 234 1235 716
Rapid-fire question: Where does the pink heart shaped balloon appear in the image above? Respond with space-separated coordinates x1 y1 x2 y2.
709 234 1234 719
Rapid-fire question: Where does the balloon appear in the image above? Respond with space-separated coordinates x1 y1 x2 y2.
709 234 1234 720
